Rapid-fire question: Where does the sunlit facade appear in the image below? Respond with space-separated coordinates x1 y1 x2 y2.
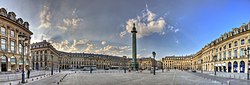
31 40 129 70
0 8 33 72
163 22 250 74
162 55 192 70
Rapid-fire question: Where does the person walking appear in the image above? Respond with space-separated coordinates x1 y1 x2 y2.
27 69 30 79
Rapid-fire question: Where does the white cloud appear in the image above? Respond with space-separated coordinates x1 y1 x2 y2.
174 29 180 33
176 40 179 44
31 33 50 43
57 9 83 30
101 41 106 45
39 5 52 28
120 6 166 38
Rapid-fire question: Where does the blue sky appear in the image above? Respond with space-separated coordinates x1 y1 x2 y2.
0 0 250 59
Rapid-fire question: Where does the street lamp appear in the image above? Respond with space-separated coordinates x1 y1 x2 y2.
18 33 28 83
213 55 217 75
244 47 250 80
201 59 203 73
51 56 53 75
59 57 61 73
152 51 156 75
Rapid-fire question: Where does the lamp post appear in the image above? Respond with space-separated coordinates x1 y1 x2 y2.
244 47 250 80
213 55 217 75
152 51 156 75
18 33 28 83
51 55 54 75
59 57 61 73
201 59 203 73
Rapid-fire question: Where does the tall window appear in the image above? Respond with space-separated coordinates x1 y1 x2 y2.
248 38 250 44
223 51 226 59
219 53 222 60
234 49 237 58
240 48 245 57
10 41 15 53
229 43 231 48
228 51 231 58
1 27 6 35
10 30 15 37
241 39 245 45
19 44 22 53
1 39 6 51
223 45 226 50
25 46 28 55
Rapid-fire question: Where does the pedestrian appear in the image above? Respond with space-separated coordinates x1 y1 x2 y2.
27 69 30 79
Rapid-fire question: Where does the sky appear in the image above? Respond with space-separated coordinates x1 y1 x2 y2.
0 0 250 60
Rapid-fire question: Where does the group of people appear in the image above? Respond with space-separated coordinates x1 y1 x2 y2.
16 68 31 79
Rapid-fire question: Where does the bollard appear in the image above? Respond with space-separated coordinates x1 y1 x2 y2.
26 80 28 83
57 82 59 85
227 81 230 85
9 83 11 85
32 79 34 81
37 77 39 80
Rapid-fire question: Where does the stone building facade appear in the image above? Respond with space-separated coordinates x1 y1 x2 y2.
31 40 129 71
162 55 192 70
162 22 250 73
0 8 33 72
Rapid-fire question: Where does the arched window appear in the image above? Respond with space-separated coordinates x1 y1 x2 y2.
233 61 238 73
240 61 245 73
228 62 232 72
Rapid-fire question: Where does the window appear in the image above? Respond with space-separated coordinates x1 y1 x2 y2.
241 39 245 45
1 39 6 51
10 30 15 37
228 51 231 58
219 53 222 60
240 48 245 57
223 45 226 50
1 27 6 35
10 41 15 53
25 46 28 55
234 41 238 46
234 49 237 58
248 38 250 44
19 44 22 53
229 43 231 48
223 51 226 59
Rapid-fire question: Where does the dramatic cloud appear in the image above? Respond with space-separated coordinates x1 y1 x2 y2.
120 6 166 38
57 9 83 30
50 39 131 56
39 5 52 28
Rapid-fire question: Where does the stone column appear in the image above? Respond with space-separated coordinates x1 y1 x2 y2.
131 23 138 71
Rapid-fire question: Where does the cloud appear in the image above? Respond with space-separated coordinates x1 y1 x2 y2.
120 6 166 38
49 39 131 56
57 9 83 30
39 5 52 28
174 29 180 32
101 41 106 45
176 40 179 44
